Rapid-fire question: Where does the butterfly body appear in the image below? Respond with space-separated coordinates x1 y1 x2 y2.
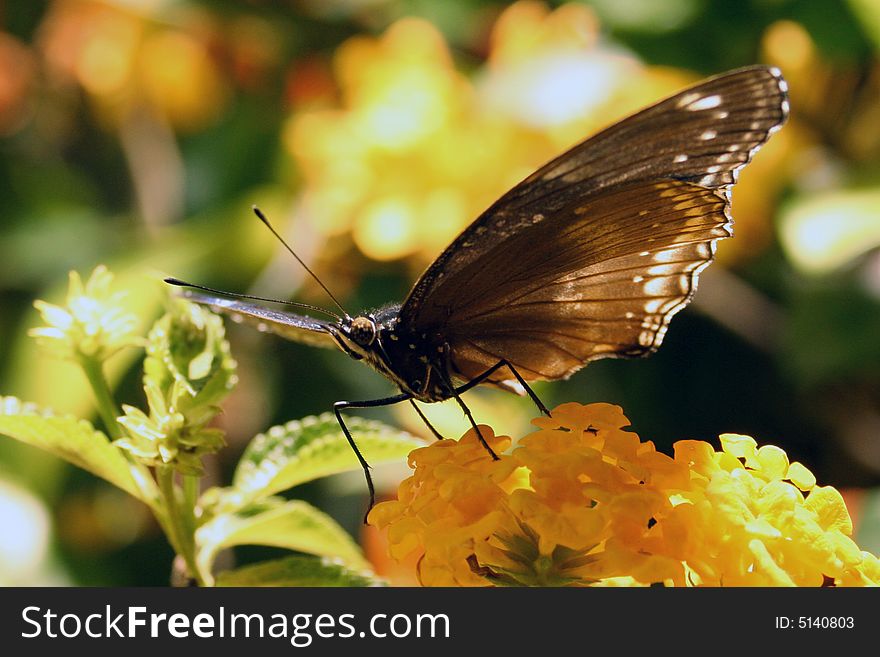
328 306 452 403
169 66 789 513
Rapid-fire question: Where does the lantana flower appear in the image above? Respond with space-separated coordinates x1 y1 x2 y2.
369 402 879 587
29 265 142 363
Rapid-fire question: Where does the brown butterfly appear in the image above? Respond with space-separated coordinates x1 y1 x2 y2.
168 66 789 513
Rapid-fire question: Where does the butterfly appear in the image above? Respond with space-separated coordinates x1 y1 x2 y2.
167 66 789 513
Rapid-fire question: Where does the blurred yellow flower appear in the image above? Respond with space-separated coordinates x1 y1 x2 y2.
482 1 637 136
38 0 230 131
29 265 142 363
287 17 481 260
286 2 698 264
369 402 880 587
137 28 229 131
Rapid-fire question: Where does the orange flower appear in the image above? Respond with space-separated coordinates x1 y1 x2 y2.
369 402 879 587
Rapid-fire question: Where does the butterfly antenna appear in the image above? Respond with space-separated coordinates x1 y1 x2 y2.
252 206 349 318
164 277 342 322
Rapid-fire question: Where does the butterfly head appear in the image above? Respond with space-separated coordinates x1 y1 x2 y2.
330 313 383 361
347 315 377 347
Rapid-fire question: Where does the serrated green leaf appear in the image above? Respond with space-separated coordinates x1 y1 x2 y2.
215 555 383 587
232 413 423 501
196 498 370 583
0 396 159 507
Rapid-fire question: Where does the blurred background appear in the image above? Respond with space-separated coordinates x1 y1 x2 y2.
1 0 880 585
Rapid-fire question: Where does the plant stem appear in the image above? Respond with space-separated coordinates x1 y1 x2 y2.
78 356 123 440
79 356 185 577
158 466 205 586
182 474 199 540
157 467 183 555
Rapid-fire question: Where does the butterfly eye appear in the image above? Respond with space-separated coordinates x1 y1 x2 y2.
349 316 377 347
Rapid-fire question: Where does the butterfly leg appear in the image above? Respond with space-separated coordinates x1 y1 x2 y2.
447 386 500 461
437 345 501 460
455 359 551 417
409 399 445 440
333 392 412 522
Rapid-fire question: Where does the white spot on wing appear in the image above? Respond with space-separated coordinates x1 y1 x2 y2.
644 279 667 295
688 94 722 110
673 154 688 163
652 250 679 263
780 99 790 116
701 130 717 140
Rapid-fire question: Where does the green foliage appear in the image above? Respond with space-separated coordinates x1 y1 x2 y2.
215 555 382 587
231 414 424 505
0 396 158 508
196 498 371 584
0 270 420 586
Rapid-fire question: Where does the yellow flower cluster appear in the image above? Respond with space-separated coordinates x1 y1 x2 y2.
29 265 142 363
369 402 879 587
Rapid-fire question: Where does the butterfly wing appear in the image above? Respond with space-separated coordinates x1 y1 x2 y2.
400 66 788 388
437 179 730 385
178 291 337 349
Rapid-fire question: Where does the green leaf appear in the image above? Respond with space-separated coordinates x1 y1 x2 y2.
196 498 370 582
0 396 159 508
215 555 383 587
232 413 423 502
